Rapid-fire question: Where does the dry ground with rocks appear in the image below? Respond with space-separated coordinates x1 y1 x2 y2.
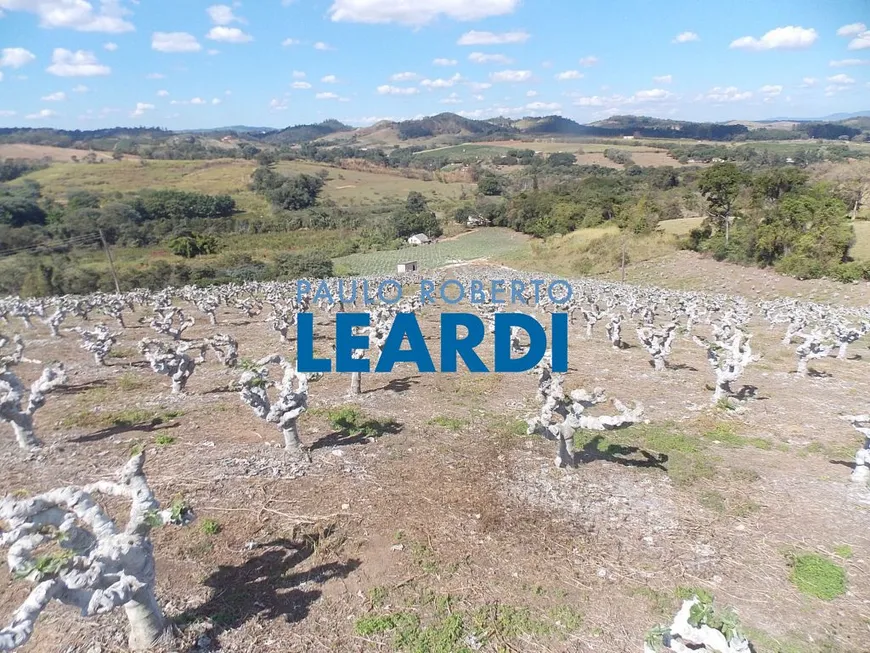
1 255 869 653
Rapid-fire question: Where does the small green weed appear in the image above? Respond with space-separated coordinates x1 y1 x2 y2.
787 552 846 600
428 416 467 432
200 519 221 536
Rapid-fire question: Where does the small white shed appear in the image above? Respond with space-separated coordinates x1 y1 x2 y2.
407 234 431 246
397 261 418 273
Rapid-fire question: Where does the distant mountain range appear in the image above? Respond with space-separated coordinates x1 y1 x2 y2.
762 110 870 122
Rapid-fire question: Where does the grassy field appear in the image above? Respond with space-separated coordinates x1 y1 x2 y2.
503 226 679 277
0 144 137 162
274 160 471 204
332 228 529 274
18 158 471 216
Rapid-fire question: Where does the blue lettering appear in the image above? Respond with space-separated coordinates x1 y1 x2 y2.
494 313 547 372
296 312 331 373
374 313 435 373
335 313 370 373
441 313 487 372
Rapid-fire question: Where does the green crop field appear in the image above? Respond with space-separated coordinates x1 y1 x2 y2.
412 144 513 162
332 228 530 275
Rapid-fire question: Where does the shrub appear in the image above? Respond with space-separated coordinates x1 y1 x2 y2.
272 250 334 279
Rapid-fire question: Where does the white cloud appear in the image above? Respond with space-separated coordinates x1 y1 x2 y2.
837 23 866 37
653 74 672 84
555 70 583 80
759 84 783 96
672 31 699 43
421 73 462 88
467 81 492 91
0 0 133 33
130 102 154 117
827 73 855 84
0 47 36 68
211 97 221 105
457 30 530 45
0 72 5 81
314 41 334 51
72 84 88 92
441 93 461 104
633 88 673 101
697 86 753 102
526 89 537 97
390 71 418 82
800 77 817 87
270 97 289 111
157 89 169 96
207 4 243 25
578 55 598 67
207 49 219 56
469 52 513 64
146 72 165 79
830 58 870 66
377 84 419 95
152 32 202 53
291 81 312 89
316 91 340 99
170 97 207 105
25 108 58 120
46 48 110 76
490 69 532 83
206 26 252 43
292 70 306 79
321 74 338 83
328 0 519 25
729 26 818 51
282 38 300 46
433 58 457 66
849 31 870 50
41 91 66 101
0 110 17 117
526 101 560 111
103 42 118 51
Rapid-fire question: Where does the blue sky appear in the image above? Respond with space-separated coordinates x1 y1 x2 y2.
0 0 869 130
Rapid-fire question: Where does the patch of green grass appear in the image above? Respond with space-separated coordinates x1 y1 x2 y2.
62 407 183 430
367 586 390 608
200 519 221 536
833 545 853 559
154 434 176 446
321 406 400 439
702 423 771 450
116 371 148 390
787 552 846 600
428 416 467 432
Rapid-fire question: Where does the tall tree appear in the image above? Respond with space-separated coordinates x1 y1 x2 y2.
698 162 746 244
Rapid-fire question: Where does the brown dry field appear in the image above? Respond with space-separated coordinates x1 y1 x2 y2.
0 144 136 162
1 256 870 652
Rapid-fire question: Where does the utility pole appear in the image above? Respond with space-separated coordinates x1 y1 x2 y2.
98 229 121 294
620 233 627 284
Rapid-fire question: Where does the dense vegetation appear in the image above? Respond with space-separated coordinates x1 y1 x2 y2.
685 163 865 281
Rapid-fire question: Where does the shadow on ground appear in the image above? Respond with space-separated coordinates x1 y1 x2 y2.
575 434 669 470
177 533 360 645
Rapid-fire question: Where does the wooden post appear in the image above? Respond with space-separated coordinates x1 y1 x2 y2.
99 229 121 294
621 235 627 284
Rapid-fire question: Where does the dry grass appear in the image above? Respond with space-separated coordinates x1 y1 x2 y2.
0 144 136 161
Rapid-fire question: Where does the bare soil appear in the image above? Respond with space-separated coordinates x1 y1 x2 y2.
1 257 869 652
